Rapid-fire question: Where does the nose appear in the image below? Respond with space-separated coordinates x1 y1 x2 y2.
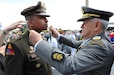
45 17 48 22
81 24 83 28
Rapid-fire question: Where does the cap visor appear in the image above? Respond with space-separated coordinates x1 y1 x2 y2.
34 13 50 17
77 17 93 21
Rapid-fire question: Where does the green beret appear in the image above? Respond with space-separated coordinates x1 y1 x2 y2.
77 6 113 21
21 1 50 17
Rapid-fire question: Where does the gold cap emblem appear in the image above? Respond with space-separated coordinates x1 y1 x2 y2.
37 1 46 9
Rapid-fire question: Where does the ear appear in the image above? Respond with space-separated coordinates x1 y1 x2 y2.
94 21 101 31
27 20 33 27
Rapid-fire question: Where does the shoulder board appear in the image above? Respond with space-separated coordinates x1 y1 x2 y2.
88 40 104 47
92 36 101 40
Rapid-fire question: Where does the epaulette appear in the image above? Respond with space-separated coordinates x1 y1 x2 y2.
11 35 23 42
92 36 101 40
88 36 104 46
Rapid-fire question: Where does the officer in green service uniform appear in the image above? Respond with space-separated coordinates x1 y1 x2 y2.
5 1 52 75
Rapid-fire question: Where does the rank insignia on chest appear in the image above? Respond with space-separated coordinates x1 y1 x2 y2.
6 44 15 55
51 52 64 62
29 46 34 53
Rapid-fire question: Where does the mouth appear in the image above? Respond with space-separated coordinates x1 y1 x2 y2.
44 24 48 29
45 24 48 27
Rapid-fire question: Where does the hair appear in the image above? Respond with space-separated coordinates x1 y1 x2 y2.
24 16 34 30
25 16 33 21
100 19 109 31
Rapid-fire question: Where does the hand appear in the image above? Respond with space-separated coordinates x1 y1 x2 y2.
29 30 43 45
49 26 60 38
0 45 6 56
3 20 27 33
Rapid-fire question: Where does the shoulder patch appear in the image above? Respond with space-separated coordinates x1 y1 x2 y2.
52 52 64 62
6 44 15 55
8 43 12 49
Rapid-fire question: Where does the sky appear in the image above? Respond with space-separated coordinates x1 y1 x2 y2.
0 0 114 30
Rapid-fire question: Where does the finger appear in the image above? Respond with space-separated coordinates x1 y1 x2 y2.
18 21 27 25
18 20 27 23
